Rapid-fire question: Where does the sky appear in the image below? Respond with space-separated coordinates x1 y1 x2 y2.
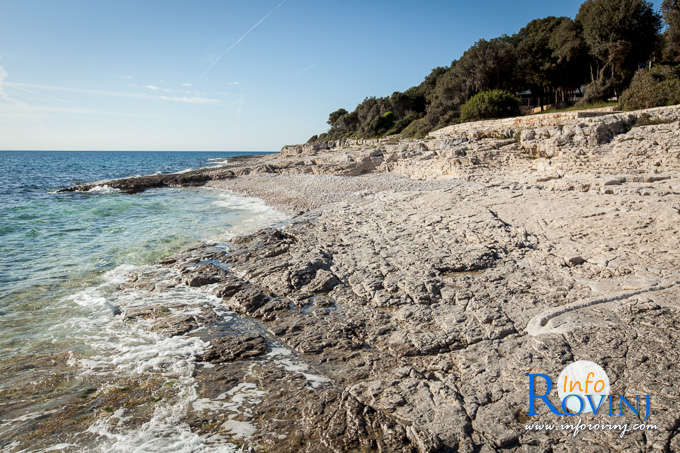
0 0 665 151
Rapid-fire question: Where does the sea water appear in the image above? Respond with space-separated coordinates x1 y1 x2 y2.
0 151 287 452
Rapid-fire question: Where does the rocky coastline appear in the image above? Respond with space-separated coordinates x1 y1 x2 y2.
57 105 680 451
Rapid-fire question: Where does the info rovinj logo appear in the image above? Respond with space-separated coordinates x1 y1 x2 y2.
524 361 657 438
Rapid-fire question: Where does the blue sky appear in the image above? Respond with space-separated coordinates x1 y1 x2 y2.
0 0 664 151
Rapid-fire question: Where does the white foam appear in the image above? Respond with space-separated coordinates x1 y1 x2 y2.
102 264 140 285
36 188 290 450
66 273 213 377
56 265 241 451
267 347 331 388
192 382 265 415
36 443 77 452
218 382 266 440
222 420 256 439
87 185 120 194
87 400 239 453
207 191 288 239
74 304 236 450
210 192 272 213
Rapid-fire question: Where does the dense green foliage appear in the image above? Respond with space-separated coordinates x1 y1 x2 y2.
619 65 680 110
663 0 680 62
311 0 678 143
460 90 521 122
576 0 662 96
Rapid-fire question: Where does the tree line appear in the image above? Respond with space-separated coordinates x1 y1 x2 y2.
309 0 680 143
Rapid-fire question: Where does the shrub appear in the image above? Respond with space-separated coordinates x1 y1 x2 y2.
370 111 395 136
460 90 520 122
400 117 431 138
385 113 420 136
579 79 613 105
618 65 680 111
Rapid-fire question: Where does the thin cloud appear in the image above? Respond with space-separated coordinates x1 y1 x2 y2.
0 103 151 118
181 82 193 87
0 66 10 101
0 77 150 118
6 81 220 104
296 63 316 77
201 0 287 78
0 68 193 121
144 84 161 91
159 95 219 104
226 81 240 86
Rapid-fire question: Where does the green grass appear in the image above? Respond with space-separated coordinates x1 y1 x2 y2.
532 101 618 115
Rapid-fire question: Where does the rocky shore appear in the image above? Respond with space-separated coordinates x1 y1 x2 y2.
58 105 680 451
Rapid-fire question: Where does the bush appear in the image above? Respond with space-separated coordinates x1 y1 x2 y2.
400 117 431 138
460 90 520 122
385 113 420 136
579 79 613 105
618 65 680 111
370 111 395 136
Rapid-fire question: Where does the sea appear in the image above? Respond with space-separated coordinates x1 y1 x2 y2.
0 151 288 452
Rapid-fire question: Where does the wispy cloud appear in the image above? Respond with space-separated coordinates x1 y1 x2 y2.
181 82 193 87
201 0 288 78
0 103 151 118
0 67 220 123
226 81 240 86
144 84 161 91
0 66 12 102
296 63 316 77
6 81 220 104
0 70 150 118
158 95 219 104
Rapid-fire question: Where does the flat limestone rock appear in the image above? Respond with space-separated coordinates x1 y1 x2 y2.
56 104 680 452
198 334 268 363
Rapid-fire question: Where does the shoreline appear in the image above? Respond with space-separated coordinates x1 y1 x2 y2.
46 105 680 451
206 173 459 214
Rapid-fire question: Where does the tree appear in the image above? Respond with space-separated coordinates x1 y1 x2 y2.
454 37 518 98
576 0 662 97
327 108 348 126
460 90 521 122
424 61 466 128
662 0 680 62
389 89 426 119
548 18 591 99
354 97 391 136
419 66 448 99
516 17 565 100
514 17 589 106
309 0 668 144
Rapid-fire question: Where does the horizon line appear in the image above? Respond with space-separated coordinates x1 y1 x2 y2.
0 149 279 152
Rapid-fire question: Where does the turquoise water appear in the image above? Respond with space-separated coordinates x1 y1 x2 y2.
0 151 278 359
0 151 286 451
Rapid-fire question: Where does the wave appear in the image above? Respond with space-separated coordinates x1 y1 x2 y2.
62 264 241 451
86 185 121 194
